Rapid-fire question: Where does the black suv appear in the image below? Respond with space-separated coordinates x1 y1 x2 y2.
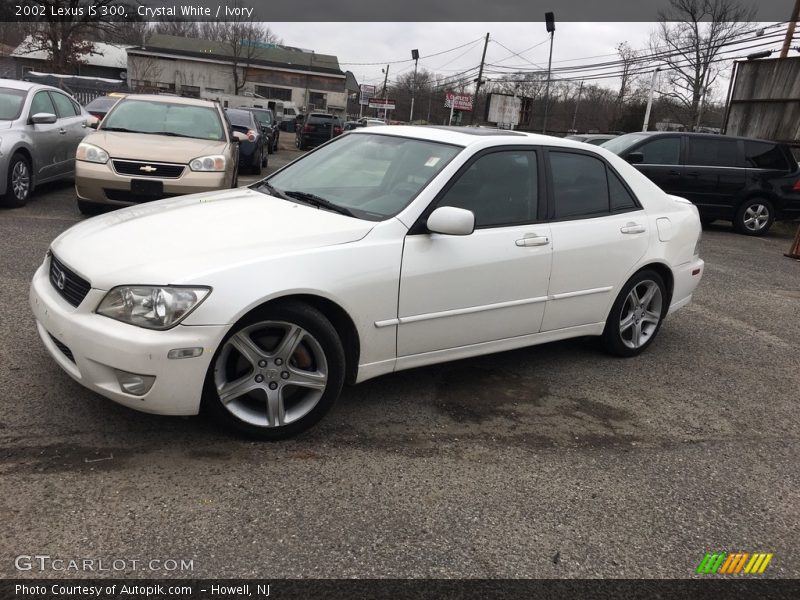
603 132 800 235
295 113 343 150
242 107 280 154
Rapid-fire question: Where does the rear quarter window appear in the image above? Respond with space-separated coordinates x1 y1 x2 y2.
687 137 739 167
744 141 790 171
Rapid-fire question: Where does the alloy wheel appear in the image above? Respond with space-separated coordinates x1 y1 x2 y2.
742 203 769 232
213 321 328 428
619 280 663 349
11 160 30 201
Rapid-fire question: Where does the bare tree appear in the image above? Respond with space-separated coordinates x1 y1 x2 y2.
18 0 123 73
152 21 200 38
651 0 754 130
127 54 162 90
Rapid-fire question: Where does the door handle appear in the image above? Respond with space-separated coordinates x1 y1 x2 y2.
620 222 646 234
515 235 549 247
58 128 67 135
668 169 681 176
686 171 699 177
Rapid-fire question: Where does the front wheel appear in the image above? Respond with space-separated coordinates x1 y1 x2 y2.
1 153 32 208
602 270 667 357
734 198 774 236
202 302 346 439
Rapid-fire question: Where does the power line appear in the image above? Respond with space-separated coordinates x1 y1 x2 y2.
339 36 485 66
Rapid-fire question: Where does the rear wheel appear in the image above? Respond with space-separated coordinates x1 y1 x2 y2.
1 153 32 208
252 150 263 175
203 302 345 439
734 198 774 236
602 269 667 357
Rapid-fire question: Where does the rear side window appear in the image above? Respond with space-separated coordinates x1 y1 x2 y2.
551 152 609 218
744 141 789 171
687 137 739 167
636 137 680 165
50 92 79 118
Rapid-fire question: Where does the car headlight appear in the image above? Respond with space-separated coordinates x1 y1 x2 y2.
76 142 109 164
96 286 211 330
190 155 226 172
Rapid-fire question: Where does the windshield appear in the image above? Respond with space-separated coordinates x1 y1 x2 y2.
601 133 648 154
0 88 26 120
258 132 462 221
102 99 225 140
249 109 273 126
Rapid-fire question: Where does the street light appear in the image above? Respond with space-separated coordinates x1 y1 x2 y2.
410 49 419 123
642 67 661 132
542 12 555 134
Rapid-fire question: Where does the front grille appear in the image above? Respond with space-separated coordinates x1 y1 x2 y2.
48 333 75 363
104 189 179 204
112 159 185 178
49 254 91 307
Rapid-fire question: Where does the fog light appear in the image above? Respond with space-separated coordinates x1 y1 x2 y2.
114 369 156 396
167 347 204 360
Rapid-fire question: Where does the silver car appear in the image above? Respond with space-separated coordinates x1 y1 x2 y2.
0 79 93 208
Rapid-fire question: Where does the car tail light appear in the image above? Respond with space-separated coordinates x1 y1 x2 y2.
793 179 800 192
247 129 257 142
334 127 343 135
303 124 316 132
90 112 104 119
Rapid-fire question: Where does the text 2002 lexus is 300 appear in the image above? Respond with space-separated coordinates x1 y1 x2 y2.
31 127 703 439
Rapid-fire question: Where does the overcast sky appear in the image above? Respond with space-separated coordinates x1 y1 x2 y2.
269 21 786 100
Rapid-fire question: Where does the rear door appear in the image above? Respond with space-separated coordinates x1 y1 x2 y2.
27 90 61 181
681 136 746 216
49 91 86 175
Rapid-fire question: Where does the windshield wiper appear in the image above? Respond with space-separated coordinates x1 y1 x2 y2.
101 126 136 133
283 191 356 218
254 180 289 199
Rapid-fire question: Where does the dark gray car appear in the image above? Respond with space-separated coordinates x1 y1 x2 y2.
0 79 92 208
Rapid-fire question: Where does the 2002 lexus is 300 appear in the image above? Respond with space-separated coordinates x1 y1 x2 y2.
31 126 704 439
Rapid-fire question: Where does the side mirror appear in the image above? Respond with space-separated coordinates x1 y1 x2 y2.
31 112 57 125
86 116 99 129
427 206 475 236
233 131 247 143
626 151 644 164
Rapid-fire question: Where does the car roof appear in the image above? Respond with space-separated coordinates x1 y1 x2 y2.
0 78 40 92
621 130 787 145
120 94 219 107
350 125 604 150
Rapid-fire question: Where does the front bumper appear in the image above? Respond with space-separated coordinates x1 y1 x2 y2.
29 260 228 415
75 160 229 206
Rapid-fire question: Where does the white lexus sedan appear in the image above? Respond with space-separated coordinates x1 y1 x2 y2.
30 127 704 439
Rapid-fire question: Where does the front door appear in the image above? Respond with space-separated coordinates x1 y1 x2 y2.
397 149 552 357
630 134 683 195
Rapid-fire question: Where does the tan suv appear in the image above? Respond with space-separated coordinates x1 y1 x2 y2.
75 95 244 214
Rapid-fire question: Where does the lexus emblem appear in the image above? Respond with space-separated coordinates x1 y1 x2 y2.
53 267 66 290
139 165 157 173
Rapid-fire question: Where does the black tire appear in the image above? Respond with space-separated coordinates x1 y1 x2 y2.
273 136 279 153
298 136 307 150
202 301 346 440
77 199 105 216
252 151 262 175
232 169 239 188
601 269 668 358
734 198 774 236
1 153 32 208
267 137 274 155
700 216 715 227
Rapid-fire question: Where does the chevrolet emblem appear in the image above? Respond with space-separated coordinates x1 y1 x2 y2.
139 165 157 173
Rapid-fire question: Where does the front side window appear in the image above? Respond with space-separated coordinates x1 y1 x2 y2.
437 150 538 228
262 133 461 221
30 91 55 117
687 137 738 167
637 137 680 165
550 152 609 219
102 100 224 141
50 92 79 118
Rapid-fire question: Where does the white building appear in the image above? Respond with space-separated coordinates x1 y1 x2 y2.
126 34 348 115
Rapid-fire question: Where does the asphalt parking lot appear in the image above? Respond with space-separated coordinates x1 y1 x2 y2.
1 139 799 578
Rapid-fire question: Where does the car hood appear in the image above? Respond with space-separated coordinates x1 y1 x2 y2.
86 130 228 162
51 188 375 289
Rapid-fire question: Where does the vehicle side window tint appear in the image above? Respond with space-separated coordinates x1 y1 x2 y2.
550 152 609 219
30 91 55 117
744 141 789 171
687 138 738 167
438 150 538 228
608 168 638 211
637 137 680 165
50 92 79 118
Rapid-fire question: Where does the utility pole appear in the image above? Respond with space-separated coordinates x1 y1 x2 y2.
780 0 800 58
410 49 419 123
642 67 661 132
381 65 389 120
469 32 489 125
542 12 556 134
571 80 583 132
